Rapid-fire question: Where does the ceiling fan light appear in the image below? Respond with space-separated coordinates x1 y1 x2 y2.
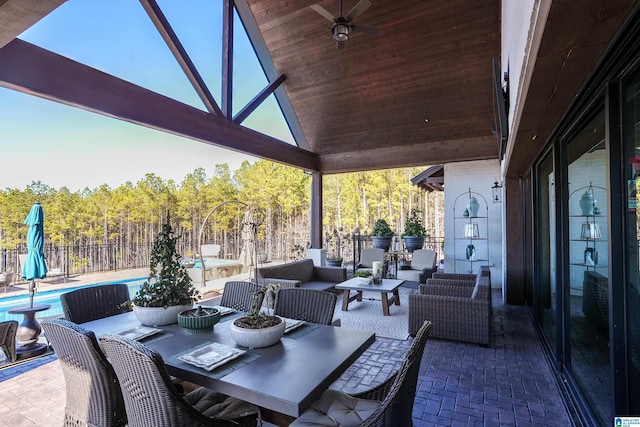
332 23 350 41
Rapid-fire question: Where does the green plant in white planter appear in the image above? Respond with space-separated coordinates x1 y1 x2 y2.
131 214 199 326
402 208 427 253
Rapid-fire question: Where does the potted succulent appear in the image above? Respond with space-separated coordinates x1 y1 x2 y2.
177 305 221 330
229 283 284 348
371 219 394 252
354 269 373 284
402 208 427 253
130 215 199 326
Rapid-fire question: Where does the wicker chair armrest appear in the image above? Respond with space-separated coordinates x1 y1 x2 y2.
419 284 473 298
314 266 347 282
409 294 490 341
349 372 398 401
431 272 476 281
424 278 475 289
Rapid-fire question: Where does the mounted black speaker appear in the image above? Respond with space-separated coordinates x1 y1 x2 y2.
492 57 509 160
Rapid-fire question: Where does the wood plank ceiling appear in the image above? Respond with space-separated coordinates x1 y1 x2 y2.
0 0 501 175
246 0 501 173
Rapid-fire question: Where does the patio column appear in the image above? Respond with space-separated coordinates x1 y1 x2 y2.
310 172 323 248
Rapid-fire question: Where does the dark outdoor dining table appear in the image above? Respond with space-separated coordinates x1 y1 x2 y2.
81 309 375 417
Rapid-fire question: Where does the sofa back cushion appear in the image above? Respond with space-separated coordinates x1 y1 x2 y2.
258 259 315 283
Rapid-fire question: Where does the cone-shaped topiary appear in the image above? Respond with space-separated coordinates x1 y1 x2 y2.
132 213 198 308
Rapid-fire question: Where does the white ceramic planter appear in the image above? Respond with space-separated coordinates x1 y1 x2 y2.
134 304 193 326
229 316 286 348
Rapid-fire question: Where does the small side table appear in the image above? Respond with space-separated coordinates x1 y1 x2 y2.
7 304 51 359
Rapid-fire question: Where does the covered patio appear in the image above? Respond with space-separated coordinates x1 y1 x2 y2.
2 0 639 424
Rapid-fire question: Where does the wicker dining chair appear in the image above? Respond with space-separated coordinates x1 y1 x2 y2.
60 283 131 324
0 320 18 363
273 288 337 325
290 320 432 427
99 333 260 427
41 319 127 427
219 281 264 313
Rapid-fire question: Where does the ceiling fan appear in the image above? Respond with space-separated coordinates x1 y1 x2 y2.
310 0 379 49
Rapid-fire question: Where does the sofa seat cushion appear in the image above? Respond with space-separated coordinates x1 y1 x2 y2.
301 280 337 292
291 389 381 427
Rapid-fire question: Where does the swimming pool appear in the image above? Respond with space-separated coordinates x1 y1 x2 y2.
0 278 145 323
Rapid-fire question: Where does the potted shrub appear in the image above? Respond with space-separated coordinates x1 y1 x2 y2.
371 219 394 252
131 215 199 326
403 208 427 253
325 227 345 267
229 283 285 348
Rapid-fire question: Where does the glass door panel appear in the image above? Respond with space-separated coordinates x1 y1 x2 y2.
537 152 557 352
566 108 610 425
623 69 640 414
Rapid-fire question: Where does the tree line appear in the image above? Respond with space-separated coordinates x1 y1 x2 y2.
0 160 443 263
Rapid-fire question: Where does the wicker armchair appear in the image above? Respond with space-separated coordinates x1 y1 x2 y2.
274 288 337 325
291 321 432 427
61 283 132 324
0 320 18 363
219 281 264 312
41 319 127 427
408 267 492 345
99 334 260 427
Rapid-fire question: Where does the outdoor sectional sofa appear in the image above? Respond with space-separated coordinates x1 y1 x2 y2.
408 266 492 346
255 259 347 292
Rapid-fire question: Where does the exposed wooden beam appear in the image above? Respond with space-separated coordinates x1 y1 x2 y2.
139 0 223 117
319 136 497 174
222 0 234 118
233 74 286 124
0 39 319 171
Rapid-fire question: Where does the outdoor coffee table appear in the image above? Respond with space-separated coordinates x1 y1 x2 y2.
335 277 404 316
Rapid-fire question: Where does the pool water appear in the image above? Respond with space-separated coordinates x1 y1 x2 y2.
0 278 145 323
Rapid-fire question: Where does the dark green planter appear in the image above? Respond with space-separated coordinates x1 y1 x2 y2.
403 236 425 253
326 259 343 267
372 236 392 252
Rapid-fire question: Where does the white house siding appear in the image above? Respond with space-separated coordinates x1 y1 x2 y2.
444 160 503 288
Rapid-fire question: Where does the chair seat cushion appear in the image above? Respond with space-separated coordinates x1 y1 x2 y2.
186 387 258 420
291 389 381 426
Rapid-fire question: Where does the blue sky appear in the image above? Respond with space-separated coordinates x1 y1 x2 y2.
0 0 294 192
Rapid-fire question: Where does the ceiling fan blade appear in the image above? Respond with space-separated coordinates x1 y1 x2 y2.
345 0 371 21
310 4 336 22
350 24 379 35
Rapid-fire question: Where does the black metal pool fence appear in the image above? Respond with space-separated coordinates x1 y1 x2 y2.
1 234 444 282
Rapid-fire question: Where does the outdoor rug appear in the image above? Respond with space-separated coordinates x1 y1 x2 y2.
332 286 416 340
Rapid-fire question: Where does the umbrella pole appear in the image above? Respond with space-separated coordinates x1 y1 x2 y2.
29 279 35 308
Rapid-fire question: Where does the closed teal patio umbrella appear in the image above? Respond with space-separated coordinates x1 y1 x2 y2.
22 202 47 308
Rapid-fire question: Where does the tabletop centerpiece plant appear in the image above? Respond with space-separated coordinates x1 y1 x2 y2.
371 219 394 252
229 282 285 348
130 213 199 326
354 269 373 284
402 208 427 253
